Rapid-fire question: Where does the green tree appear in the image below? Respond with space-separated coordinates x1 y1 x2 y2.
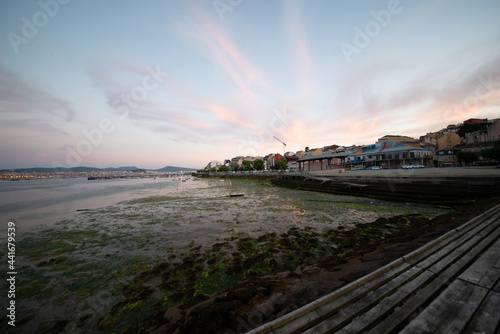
480 140 500 161
229 162 240 171
242 161 253 171
275 157 288 170
456 151 479 166
253 159 265 171
218 166 229 172
457 123 487 137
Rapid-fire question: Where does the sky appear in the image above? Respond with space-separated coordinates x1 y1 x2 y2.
0 0 499 169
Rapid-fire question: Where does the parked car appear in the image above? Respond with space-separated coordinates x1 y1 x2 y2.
401 165 413 169
411 164 425 168
371 166 381 170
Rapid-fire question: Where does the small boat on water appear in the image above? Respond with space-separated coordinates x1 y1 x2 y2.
229 192 244 197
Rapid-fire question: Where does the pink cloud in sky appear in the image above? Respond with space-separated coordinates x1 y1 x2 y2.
178 2 270 100
0 65 77 122
283 1 314 97
206 102 257 130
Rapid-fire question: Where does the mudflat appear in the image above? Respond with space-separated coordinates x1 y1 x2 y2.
6 178 494 334
150 196 499 334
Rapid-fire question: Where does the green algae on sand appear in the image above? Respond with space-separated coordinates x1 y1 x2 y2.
10 179 450 333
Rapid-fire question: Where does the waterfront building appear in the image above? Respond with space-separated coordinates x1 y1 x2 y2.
298 140 434 171
487 119 500 142
435 148 461 167
376 135 419 147
437 132 461 150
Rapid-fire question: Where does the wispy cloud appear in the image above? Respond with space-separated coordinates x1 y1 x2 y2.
2 118 69 136
154 73 259 131
89 59 259 144
0 65 77 122
174 2 270 99
326 50 500 143
283 0 314 97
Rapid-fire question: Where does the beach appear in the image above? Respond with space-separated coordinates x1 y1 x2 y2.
0 177 456 333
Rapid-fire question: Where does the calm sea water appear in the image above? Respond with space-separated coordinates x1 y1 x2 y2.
0 176 201 229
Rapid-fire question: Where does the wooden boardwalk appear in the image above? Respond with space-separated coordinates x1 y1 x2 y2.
248 204 500 334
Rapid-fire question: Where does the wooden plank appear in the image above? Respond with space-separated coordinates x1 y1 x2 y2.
403 209 500 269
424 235 484 274
272 263 415 334
367 224 500 334
256 260 411 334
458 238 500 289
400 280 488 334
417 216 500 274
412 233 481 274
463 290 500 334
287 209 499 334
334 271 437 334
494 279 500 293
366 273 451 334
301 270 434 334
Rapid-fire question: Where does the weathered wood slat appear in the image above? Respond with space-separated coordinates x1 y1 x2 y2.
340 216 500 334
463 290 500 334
399 279 489 334
327 272 436 334
400 209 500 266
366 228 499 334
494 279 500 293
410 210 500 273
300 269 433 334
366 222 500 334
247 204 500 334
311 218 500 333
425 216 500 274
423 235 484 273
269 262 414 334
458 238 500 289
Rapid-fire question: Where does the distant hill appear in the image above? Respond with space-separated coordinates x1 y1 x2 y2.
102 166 139 171
154 166 197 172
1 165 196 173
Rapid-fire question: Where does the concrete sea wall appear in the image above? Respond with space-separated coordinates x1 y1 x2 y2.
273 174 500 205
194 170 500 205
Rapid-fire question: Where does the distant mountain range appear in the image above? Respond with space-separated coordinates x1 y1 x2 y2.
1 166 197 173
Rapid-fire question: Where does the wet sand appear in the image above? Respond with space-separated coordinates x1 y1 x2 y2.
2 179 451 333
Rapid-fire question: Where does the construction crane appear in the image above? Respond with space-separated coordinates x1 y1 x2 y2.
273 136 287 155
